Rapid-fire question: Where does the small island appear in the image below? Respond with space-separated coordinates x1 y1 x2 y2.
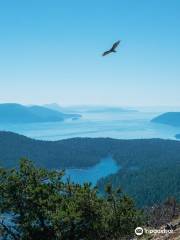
175 134 180 139
151 112 180 127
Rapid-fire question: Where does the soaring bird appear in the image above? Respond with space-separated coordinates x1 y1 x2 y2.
102 40 121 56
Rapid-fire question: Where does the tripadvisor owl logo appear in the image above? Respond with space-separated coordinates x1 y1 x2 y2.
135 227 144 236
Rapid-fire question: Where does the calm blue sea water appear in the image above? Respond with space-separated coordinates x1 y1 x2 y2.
64 156 119 186
0 111 179 141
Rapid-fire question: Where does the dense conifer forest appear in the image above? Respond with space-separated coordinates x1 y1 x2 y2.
0 131 180 207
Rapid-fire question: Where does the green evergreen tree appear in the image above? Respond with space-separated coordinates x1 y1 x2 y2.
0 159 143 240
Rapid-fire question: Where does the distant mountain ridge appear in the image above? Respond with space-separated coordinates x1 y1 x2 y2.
44 103 137 113
0 103 81 123
151 112 180 126
44 103 74 113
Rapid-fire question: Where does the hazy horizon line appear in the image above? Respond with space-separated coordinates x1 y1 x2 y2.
1 101 180 109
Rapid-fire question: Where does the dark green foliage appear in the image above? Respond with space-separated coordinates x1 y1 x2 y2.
0 159 142 240
1 131 180 170
98 166 180 207
0 132 107 169
0 131 180 207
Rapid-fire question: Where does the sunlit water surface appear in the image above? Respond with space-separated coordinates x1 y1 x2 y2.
0 111 179 141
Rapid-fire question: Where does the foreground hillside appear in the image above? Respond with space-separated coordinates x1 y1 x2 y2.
153 220 180 240
0 159 142 240
140 216 180 240
0 159 179 240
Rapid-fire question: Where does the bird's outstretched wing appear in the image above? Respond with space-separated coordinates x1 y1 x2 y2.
102 40 121 56
102 50 112 56
111 40 120 51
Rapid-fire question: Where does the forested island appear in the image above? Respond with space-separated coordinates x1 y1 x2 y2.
0 103 81 123
151 112 180 126
175 134 180 139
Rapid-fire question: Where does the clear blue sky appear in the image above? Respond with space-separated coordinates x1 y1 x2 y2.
0 0 180 106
